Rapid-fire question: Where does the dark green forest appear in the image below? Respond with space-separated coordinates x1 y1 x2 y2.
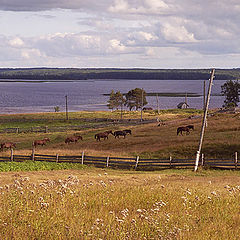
0 68 239 80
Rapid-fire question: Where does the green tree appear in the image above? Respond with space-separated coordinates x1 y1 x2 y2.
221 80 240 108
107 90 125 110
125 88 148 111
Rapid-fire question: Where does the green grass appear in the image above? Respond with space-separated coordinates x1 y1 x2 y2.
0 161 87 172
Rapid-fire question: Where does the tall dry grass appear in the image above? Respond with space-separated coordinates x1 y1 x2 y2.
0 170 240 239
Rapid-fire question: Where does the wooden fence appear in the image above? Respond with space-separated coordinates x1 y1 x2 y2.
0 150 239 170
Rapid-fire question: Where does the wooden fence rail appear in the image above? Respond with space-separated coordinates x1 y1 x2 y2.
0 150 239 170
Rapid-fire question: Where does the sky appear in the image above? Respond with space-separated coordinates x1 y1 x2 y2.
0 0 240 69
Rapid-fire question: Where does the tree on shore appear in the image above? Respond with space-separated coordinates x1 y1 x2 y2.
107 90 125 110
125 88 147 111
221 80 240 108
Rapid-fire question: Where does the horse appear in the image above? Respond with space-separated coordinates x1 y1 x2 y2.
123 129 132 135
65 135 83 144
33 138 50 148
1 142 16 151
177 126 190 136
114 130 127 138
186 125 194 131
95 130 113 141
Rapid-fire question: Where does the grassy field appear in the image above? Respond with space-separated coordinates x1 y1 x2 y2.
0 109 239 160
0 110 239 239
0 168 240 239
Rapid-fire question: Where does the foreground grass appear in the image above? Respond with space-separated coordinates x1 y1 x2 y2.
0 161 87 172
0 168 239 239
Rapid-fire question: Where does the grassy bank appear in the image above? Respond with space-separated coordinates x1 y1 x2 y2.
0 169 240 239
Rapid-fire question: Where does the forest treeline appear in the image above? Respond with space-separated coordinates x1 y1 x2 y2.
0 68 239 80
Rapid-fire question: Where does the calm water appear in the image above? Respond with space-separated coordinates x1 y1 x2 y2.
0 79 225 114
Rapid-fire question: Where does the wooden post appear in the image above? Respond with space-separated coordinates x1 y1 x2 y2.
10 149 14 161
32 148 35 161
156 94 160 114
45 126 48 133
135 156 139 170
16 127 19 134
235 152 238 170
195 69 215 171
140 88 143 122
201 153 204 166
81 151 84 165
106 156 110 167
65 95 69 121
170 155 172 168
56 154 59 163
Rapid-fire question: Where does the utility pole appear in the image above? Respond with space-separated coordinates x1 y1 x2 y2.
65 95 69 121
185 92 187 106
194 69 215 171
156 94 160 114
120 102 123 121
203 80 206 111
140 88 143 122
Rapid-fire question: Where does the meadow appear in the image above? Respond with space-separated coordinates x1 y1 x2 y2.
0 110 240 239
0 168 240 239
0 109 239 160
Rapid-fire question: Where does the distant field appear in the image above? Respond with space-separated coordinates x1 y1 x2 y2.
0 109 238 160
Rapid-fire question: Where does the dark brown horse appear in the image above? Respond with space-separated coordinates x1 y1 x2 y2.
114 130 127 138
123 129 132 135
33 138 50 148
65 135 83 144
1 142 16 151
95 130 113 141
177 126 190 136
186 125 194 130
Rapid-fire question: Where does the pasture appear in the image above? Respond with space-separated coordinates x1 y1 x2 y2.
0 168 240 239
0 110 240 239
0 109 239 160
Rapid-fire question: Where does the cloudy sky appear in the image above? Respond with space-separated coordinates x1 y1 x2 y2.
0 0 240 68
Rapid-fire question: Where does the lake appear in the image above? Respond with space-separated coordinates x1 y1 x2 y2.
0 79 225 114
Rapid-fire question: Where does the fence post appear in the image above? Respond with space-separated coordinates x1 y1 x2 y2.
201 153 205 166
135 156 139 170
56 154 59 163
32 148 35 161
106 156 110 167
235 152 238 170
81 151 84 165
170 155 172 168
16 127 19 134
10 149 14 161
45 126 48 133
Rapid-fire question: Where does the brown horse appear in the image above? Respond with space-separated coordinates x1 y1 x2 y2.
186 125 194 131
177 126 190 136
95 130 113 141
123 129 132 135
114 130 127 138
65 135 83 144
1 142 16 151
33 138 50 148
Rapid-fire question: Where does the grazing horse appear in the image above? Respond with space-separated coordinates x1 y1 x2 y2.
114 130 127 139
33 138 50 148
1 142 16 151
123 129 132 135
177 126 190 136
65 135 83 144
186 125 194 131
95 131 113 141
